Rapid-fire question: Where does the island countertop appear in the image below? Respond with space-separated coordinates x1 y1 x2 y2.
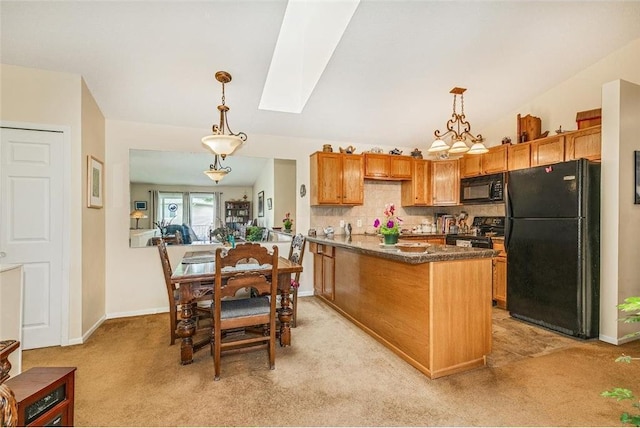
305 234 497 264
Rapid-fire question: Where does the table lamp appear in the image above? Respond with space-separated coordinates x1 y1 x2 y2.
130 210 147 229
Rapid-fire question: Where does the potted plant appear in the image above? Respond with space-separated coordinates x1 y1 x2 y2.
283 213 293 233
602 296 640 426
373 203 402 245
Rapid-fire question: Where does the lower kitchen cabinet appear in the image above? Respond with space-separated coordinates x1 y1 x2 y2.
310 242 335 301
492 239 507 309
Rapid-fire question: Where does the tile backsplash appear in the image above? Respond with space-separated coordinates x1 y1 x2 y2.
310 180 505 235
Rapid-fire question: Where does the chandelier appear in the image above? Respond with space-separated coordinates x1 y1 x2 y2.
201 71 247 159
203 154 232 183
428 87 488 155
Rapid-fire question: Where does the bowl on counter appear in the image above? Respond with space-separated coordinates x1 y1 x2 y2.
395 242 430 253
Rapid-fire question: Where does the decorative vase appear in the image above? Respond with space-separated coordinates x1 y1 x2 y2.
284 228 292 234
383 233 399 245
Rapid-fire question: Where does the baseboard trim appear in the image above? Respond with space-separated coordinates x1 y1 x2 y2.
107 307 169 320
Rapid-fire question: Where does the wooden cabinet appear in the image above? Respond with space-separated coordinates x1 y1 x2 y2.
431 160 459 206
5 367 76 427
565 125 601 161
482 145 508 174
310 152 364 206
364 153 412 180
508 143 531 171
460 145 507 177
310 242 335 301
492 239 507 309
225 201 251 231
401 159 432 206
530 135 565 167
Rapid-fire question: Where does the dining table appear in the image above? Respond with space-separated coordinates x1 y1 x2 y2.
171 249 303 365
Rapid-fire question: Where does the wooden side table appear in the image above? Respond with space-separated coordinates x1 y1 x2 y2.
5 367 76 426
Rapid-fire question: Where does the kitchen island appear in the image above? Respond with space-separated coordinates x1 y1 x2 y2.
308 234 497 379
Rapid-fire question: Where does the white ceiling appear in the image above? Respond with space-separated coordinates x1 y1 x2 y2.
2 1 640 185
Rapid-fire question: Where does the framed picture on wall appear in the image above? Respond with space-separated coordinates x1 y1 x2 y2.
134 201 147 210
635 151 640 204
258 191 264 217
267 198 272 210
87 155 104 209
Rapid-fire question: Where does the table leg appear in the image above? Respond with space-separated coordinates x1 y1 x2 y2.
177 283 196 365
278 273 292 347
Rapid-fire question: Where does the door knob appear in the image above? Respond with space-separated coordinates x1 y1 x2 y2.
0 252 6 258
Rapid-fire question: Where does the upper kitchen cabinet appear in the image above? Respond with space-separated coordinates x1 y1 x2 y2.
364 153 412 180
401 158 432 206
530 135 565 167
508 143 531 171
460 145 508 177
432 159 459 206
564 125 601 161
310 152 364 206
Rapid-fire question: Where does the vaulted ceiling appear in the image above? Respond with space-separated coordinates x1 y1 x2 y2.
2 1 639 155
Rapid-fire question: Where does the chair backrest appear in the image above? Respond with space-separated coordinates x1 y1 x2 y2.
214 244 278 300
288 233 306 281
156 240 176 304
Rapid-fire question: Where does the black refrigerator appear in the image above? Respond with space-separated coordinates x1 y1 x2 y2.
506 159 600 339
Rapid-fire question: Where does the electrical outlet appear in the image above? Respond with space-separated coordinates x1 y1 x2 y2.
339 220 345 228
357 219 362 228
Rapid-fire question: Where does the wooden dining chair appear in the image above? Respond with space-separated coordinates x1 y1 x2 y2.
211 243 278 381
287 233 306 328
156 240 212 345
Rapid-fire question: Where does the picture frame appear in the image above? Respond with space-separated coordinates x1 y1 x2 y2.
635 151 640 204
87 155 104 208
134 201 147 210
267 198 273 210
258 191 265 217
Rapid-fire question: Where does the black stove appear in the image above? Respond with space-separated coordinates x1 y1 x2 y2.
445 216 505 248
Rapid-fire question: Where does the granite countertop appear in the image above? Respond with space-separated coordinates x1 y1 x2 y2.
306 234 498 264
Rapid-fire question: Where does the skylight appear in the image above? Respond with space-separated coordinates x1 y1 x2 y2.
259 0 360 114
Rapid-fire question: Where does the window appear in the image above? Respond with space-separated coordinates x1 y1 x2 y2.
156 191 220 241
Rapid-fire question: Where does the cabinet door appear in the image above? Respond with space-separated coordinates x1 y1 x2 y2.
310 152 343 205
492 257 507 309
310 243 323 296
432 160 459 206
401 159 431 206
460 155 482 178
364 153 389 178
508 143 531 171
322 255 335 301
565 126 601 161
531 135 565 166
342 154 364 205
482 145 508 174
389 156 412 179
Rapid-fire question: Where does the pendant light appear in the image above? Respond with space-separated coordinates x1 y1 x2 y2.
203 154 232 183
201 71 247 159
428 87 488 155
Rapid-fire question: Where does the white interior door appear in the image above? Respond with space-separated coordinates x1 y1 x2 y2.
0 127 64 349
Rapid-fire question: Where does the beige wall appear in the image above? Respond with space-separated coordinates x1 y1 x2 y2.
274 159 297 232
482 38 640 147
81 79 106 335
0 64 85 345
600 79 640 343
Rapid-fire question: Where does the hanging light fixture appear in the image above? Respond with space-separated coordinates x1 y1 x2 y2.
428 87 488 155
201 71 247 159
203 154 232 183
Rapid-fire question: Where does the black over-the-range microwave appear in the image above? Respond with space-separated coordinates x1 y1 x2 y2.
460 172 505 204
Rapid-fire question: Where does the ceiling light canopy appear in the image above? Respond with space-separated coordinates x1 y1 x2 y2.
204 154 232 184
201 71 247 159
428 87 488 156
